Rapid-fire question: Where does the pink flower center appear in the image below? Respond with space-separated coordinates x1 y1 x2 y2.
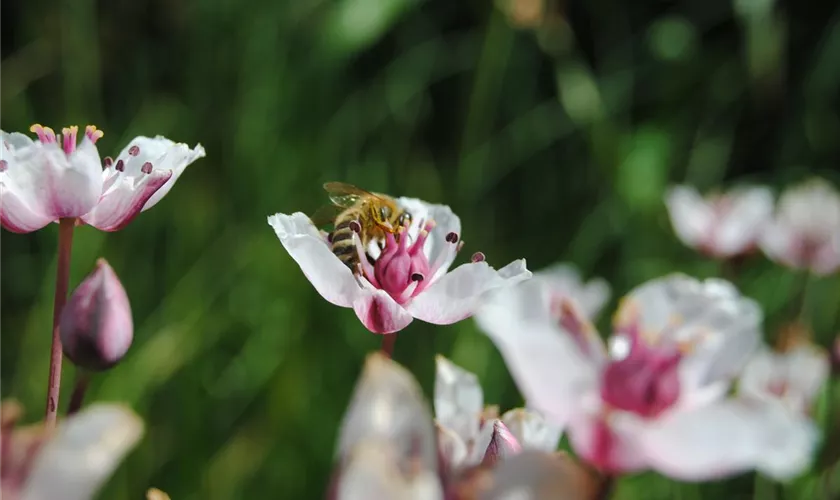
600 335 681 418
29 124 103 155
353 220 463 304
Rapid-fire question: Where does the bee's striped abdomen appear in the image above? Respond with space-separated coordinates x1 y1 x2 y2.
331 216 360 271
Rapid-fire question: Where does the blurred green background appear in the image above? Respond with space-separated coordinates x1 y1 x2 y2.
2 0 840 498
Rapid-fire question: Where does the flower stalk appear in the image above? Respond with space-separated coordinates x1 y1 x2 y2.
66 370 91 417
380 333 397 358
45 217 76 426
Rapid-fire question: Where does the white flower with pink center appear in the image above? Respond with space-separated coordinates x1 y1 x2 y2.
664 185 773 258
475 274 819 481
739 343 829 415
759 178 840 275
268 199 531 334
0 124 204 233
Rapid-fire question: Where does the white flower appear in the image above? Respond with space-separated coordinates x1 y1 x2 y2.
664 185 773 258
434 355 560 473
475 273 819 480
1 401 143 500
0 124 204 233
739 343 829 414
268 198 531 334
760 178 840 275
333 353 442 500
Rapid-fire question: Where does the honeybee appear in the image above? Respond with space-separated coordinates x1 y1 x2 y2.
310 182 412 273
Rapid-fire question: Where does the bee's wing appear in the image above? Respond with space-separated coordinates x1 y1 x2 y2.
323 181 383 208
309 204 342 227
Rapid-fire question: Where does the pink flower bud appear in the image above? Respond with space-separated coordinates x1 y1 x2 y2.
60 259 133 371
481 420 522 467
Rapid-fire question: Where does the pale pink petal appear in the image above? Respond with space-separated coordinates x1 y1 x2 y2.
474 279 600 426
112 136 205 211
436 424 470 471
352 288 413 334
21 405 144 500
434 356 483 444
566 409 648 474
714 186 773 256
811 234 840 276
406 259 531 325
664 185 713 249
81 170 172 231
759 220 801 269
268 212 361 308
639 398 818 481
0 181 53 233
501 408 563 453
397 197 461 273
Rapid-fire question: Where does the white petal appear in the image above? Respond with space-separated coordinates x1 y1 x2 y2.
397 197 461 272
535 263 611 320
53 138 103 218
713 186 773 256
406 260 531 325
22 405 144 500
474 278 601 427
501 408 563 453
337 441 443 500
664 185 713 249
434 355 483 444
113 136 204 211
639 398 819 481
336 353 438 472
268 212 361 308
759 219 800 268
436 424 470 471
81 170 172 231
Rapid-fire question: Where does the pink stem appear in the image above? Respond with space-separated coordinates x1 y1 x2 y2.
380 334 397 358
45 218 75 427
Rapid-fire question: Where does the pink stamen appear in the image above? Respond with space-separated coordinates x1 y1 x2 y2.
141 162 153 174
445 231 459 243
61 126 79 154
103 157 113 168
0 160 7 172
128 145 140 156
84 125 103 144
397 280 421 303
427 231 461 279
471 252 485 263
115 160 125 172
29 124 57 144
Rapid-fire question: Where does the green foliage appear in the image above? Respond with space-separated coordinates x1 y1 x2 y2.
2 0 839 498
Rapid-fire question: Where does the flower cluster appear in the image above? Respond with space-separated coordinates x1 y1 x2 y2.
665 178 840 274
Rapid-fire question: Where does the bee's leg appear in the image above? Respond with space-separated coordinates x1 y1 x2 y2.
366 253 376 267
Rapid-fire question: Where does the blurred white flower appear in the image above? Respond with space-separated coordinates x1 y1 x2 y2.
760 178 840 275
475 273 819 481
0 124 204 233
664 185 773 258
739 342 829 415
0 401 144 500
268 200 530 334
332 353 442 500
533 263 611 320
434 356 561 474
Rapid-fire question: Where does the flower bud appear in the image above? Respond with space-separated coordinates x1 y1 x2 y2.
481 420 522 467
60 259 133 371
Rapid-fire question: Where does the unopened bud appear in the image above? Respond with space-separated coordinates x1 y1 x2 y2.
481 420 522 467
60 259 133 371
